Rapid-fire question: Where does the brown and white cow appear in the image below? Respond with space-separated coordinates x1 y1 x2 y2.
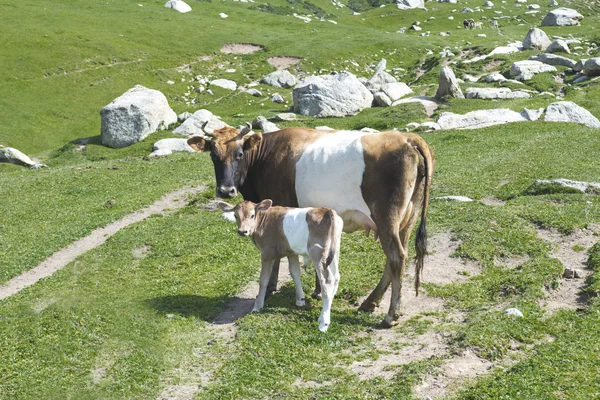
188 126 434 327
218 199 343 332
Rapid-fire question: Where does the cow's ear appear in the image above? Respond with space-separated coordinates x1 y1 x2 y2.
256 199 272 212
216 201 234 212
242 131 262 152
187 136 212 152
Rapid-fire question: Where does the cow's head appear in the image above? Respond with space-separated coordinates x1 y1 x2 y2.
188 124 263 198
218 199 272 236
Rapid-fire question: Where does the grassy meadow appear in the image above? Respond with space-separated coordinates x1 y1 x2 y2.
2 0 600 398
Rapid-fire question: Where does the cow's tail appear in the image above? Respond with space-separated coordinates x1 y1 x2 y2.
414 142 434 296
322 210 340 269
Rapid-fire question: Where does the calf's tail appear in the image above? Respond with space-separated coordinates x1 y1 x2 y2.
322 210 339 269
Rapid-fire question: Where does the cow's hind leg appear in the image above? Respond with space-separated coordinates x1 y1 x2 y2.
358 262 391 312
288 255 306 307
379 229 408 328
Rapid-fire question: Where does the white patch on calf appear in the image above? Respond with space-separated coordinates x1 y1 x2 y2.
282 208 310 254
295 131 374 226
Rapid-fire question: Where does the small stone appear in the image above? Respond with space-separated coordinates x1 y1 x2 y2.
563 268 582 279
504 308 524 317
436 196 473 202
166 313 175 319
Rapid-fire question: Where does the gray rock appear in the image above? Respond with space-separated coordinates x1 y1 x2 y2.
246 88 263 97
486 72 507 82
574 59 588 73
149 138 195 157
504 308 524 317
483 1 494 6
178 111 192 122
100 85 177 148
173 109 227 136
529 53 576 69
416 122 442 131
435 66 464 100
364 70 397 93
549 0 558 5
164 0 192 13
375 59 387 73
544 101 600 128
436 196 474 202
541 7 583 26
528 178 600 194
270 113 297 122
0 146 45 168
546 39 571 54
397 0 424 9
465 87 530 99
382 82 413 101
272 93 285 103
523 28 552 50
563 268 582 279
461 7 474 12
252 116 280 133
262 70 297 89
210 79 237 91
293 72 374 117
527 4 540 9
437 108 528 130
583 58 600 76
509 60 557 81
521 107 545 121
373 91 393 107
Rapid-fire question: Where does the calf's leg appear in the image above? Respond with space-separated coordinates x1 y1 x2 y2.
288 255 306 307
253 256 276 312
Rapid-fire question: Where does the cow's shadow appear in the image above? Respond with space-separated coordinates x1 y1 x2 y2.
145 294 250 324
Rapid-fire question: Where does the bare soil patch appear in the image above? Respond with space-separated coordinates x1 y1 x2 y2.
537 225 600 313
220 43 265 54
0 186 206 301
267 56 302 70
483 59 503 72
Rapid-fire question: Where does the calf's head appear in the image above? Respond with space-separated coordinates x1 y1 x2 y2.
218 199 273 236
188 124 263 199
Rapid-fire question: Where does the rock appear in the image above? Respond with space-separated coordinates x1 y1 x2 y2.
410 25 422 31
293 72 374 117
210 79 237 91
406 122 421 131
486 72 507 82
149 138 195 157
583 58 600 76
521 107 545 121
572 75 589 84
546 39 571 54
416 122 442 131
435 66 464 100
529 53 576 69
173 109 227 136
541 7 583 26
504 308 524 318
509 60 557 81
0 146 46 168
437 108 528 130
465 87 531 99
397 0 425 9
219 12 228 18
527 4 540 9
252 116 280 133
178 111 192 122
548 0 558 5
523 28 552 50
262 70 297 89
483 1 494 6
373 91 393 107
527 178 600 194
164 0 191 13
271 113 297 122
375 59 387 72
436 196 474 202
392 96 439 117
544 101 600 128
382 82 413 101
364 70 397 93
100 85 177 148
246 88 263 97
563 268 582 279
461 7 474 12
272 93 285 104
573 59 588 73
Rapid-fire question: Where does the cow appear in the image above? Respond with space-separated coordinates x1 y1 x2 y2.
473 21 483 29
218 199 343 332
490 19 499 28
463 19 475 29
188 126 434 327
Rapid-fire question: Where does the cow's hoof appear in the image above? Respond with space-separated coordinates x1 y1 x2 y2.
379 315 399 329
311 290 322 300
358 301 377 313
266 288 277 298
296 298 306 307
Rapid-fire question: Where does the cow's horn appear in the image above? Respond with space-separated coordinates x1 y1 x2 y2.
240 122 253 135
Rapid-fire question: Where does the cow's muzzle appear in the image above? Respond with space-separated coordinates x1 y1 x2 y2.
217 186 237 198
237 229 250 237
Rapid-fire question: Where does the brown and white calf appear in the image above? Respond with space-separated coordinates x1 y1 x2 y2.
219 199 343 332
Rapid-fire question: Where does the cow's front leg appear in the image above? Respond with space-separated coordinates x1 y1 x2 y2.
254 256 276 312
266 258 280 296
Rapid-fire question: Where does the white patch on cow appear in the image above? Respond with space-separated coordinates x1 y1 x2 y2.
221 212 236 222
282 208 310 254
295 130 374 226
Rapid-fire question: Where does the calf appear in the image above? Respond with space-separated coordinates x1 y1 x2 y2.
463 19 475 29
219 200 343 332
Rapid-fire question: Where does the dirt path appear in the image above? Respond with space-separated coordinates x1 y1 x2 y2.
0 186 206 301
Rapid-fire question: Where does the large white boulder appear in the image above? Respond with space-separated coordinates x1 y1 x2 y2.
100 85 177 148
210 79 237 91
546 39 571 54
465 87 530 99
173 109 227 136
397 0 425 9
583 58 600 76
382 82 413 101
437 108 528 130
262 70 297 88
541 7 583 26
164 0 192 13
523 28 551 50
544 101 600 128
364 70 397 93
509 60 557 80
435 66 464 100
292 72 374 117
529 53 576 69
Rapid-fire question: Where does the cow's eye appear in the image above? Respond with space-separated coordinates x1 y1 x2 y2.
236 151 243 160
251 214 255 219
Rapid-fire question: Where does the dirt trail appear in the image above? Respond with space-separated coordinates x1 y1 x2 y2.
0 186 205 301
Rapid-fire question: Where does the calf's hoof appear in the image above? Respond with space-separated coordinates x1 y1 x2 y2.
311 290 322 300
296 298 306 307
318 323 330 332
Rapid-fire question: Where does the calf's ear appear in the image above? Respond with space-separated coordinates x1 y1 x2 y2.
256 199 273 212
187 136 212 152
216 201 234 212
242 131 262 152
